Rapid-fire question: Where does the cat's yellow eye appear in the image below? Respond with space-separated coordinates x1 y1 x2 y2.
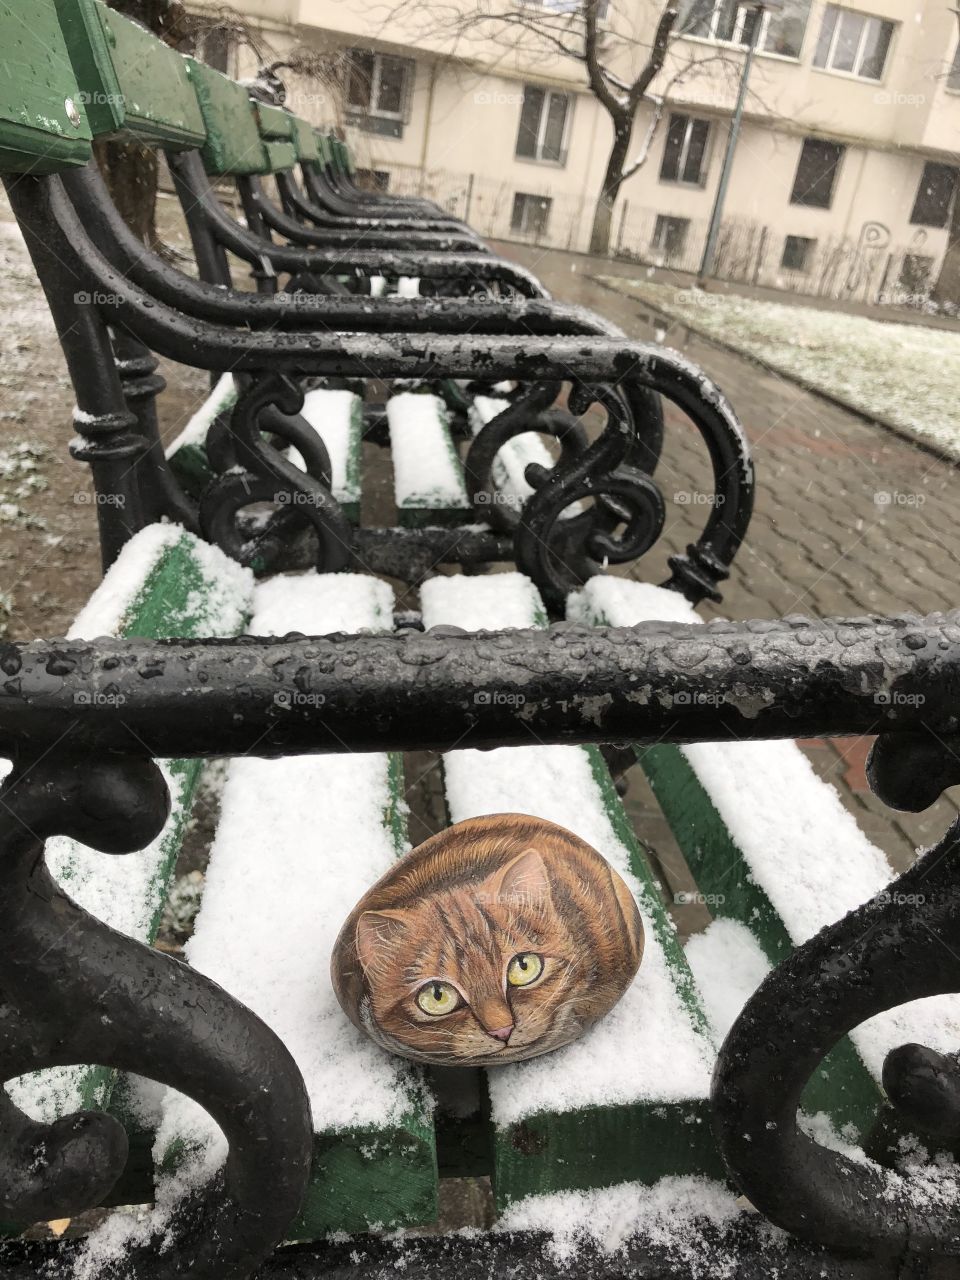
416 981 460 1017
507 953 544 987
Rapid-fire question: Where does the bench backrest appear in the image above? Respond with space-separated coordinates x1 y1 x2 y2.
0 0 94 172
184 59 286 176
60 0 205 149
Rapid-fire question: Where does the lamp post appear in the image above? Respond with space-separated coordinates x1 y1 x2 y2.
698 0 782 284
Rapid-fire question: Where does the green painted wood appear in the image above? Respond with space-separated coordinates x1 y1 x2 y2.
390 395 472 528
0 533 252 1235
0 0 93 172
290 116 320 163
427 576 722 1207
491 742 725 1207
185 58 269 176
637 743 884 1137
255 102 294 140
59 0 205 147
262 138 297 173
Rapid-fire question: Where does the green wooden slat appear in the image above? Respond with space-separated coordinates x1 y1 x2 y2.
422 574 722 1210
59 0 206 148
0 0 93 172
1 531 252 1233
185 58 271 176
290 116 320 163
256 102 294 140
581 586 886 1138
388 393 472 527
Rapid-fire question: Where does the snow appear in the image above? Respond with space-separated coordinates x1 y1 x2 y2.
294 388 362 506
156 571 431 1178
397 277 421 297
68 524 251 641
684 920 771 1045
420 573 715 1123
497 1177 748 1273
387 392 470 510
164 373 236 457
573 576 960 1089
599 277 960 459
6 527 253 1124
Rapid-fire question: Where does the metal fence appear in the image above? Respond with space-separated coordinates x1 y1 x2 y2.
365 161 943 309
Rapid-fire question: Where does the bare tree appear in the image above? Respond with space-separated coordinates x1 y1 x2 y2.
368 0 747 255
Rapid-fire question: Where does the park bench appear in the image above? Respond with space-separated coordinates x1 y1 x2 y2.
1 4 960 1279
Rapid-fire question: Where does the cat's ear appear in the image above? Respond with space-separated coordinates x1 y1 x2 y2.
356 909 409 975
483 847 551 907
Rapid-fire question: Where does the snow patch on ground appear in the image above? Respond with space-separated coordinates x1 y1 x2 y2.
600 277 960 458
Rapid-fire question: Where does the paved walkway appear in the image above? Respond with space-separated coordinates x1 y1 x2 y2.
495 240 960 888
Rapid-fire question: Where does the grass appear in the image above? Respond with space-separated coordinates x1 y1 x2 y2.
598 277 960 460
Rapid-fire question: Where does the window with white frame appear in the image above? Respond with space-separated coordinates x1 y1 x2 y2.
345 50 414 138
659 113 711 186
678 0 811 59
537 0 610 15
516 86 572 165
790 137 844 209
813 6 895 81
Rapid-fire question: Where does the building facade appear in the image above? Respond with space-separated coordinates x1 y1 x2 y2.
195 0 960 303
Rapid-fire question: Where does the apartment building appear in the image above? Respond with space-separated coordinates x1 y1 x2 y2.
196 0 960 302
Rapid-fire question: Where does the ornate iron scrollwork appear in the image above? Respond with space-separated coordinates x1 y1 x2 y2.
0 749 312 1274
713 811 960 1257
200 373 351 576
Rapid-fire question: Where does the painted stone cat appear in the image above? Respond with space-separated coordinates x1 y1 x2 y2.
331 813 644 1067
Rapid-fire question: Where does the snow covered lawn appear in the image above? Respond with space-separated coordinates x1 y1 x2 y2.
598 277 960 460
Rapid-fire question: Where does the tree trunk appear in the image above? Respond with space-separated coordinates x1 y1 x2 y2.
96 1 190 245
932 176 960 307
589 120 632 257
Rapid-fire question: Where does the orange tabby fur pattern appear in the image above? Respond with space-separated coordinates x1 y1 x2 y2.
331 813 644 1067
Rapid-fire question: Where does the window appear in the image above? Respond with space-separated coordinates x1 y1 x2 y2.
679 0 811 59
780 235 815 272
660 113 711 185
356 168 391 193
949 41 960 92
511 192 552 237
516 87 571 164
790 138 844 209
651 214 690 261
345 50 414 138
910 162 958 228
813 6 894 81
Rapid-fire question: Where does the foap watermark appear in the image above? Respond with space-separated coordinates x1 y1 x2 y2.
274 690 327 709
275 490 324 507
74 290 129 307
473 491 524 509
873 90 925 108
473 89 524 106
673 289 724 310
874 490 925 507
74 690 126 707
474 690 526 707
876 890 925 907
674 690 728 707
874 690 926 708
74 491 125 507
674 491 725 507
77 90 124 107
675 890 726 907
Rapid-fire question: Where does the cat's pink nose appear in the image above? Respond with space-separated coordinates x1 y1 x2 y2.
488 1024 514 1044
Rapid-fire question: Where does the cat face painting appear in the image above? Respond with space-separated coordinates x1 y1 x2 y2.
331 813 644 1067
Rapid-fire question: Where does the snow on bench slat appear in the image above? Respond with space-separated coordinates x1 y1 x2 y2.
6 526 253 1123
571 576 960 1082
420 572 714 1123
164 373 237 457
469 395 580 517
684 920 772 1045
497 1175 744 1272
157 572 428 1167
387 392 469 511
288 388 361 509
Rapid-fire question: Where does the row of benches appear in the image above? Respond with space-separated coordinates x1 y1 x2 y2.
0 2 958 1278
